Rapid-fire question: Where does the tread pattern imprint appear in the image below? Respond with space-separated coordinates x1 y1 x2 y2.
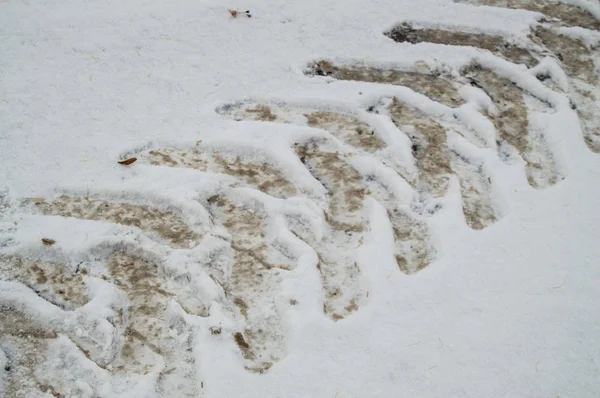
1 0 598 396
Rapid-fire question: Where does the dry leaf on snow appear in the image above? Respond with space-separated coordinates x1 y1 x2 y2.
118 157 137 166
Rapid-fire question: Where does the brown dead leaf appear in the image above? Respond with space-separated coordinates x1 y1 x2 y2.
118 157 137 166
228 9 251 18
42 238 56 246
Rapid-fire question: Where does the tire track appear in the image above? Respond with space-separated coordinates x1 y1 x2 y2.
0 306 60 398
306 61 465 107
462 63 561 188
218 105 437 275
305 60 562 188
143 141 369 321
140 147 312 367
3 0 596 384
292 139 367 316
107 251 202 397
375 96 499 229
219 102 387 153
206 195 292 373
455 0 600 31
145 147 297 199
1 243 207 397
454 0 600 151
531 25 600 152
385 23 539 67
217 101 414 182
33 196 202 249
0 264 112 398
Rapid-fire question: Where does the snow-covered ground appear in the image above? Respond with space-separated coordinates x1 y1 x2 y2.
1 0 599 397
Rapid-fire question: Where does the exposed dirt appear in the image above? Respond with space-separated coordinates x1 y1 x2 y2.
530 26 600 153
457 0 600 31
305 111 385 152
387 207 433 274
386 24 539 67
215 155 296 198
35 196 202 248
219 100 419 182
244 104 277 121
314 254 362 321
107 251 201 397
1 250 203 396
219 102 387 153
207 196 288 373
221 102 440 274
295 141 366 232
386 100 453 197
461 63 560 188
383 98 499 230
297 137 429 274
223 100 443 278
220 101 442 274
293 140 365 319
531 26 598 85
146 148 297 199
0 307 57 398
307 60 464 107
461 65 530 162
0 256 102 397
572 85 600 153
382 11 600 155
450 151 498 230
0 256 89 310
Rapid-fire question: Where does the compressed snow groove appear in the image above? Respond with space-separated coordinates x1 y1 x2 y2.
385 23 540 67
219 102 387 153
0 305 61 397
206 195 291 373
292 139 368 315
145 147 297 199
107 251 203 397
0 257 93 397
33 195 203 249
374 96 499 229
306 60 465 107
461 63 562 188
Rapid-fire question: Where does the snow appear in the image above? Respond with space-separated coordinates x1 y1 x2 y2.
1 0 599 397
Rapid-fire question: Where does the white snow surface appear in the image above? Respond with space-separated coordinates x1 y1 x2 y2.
1 0 599 397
